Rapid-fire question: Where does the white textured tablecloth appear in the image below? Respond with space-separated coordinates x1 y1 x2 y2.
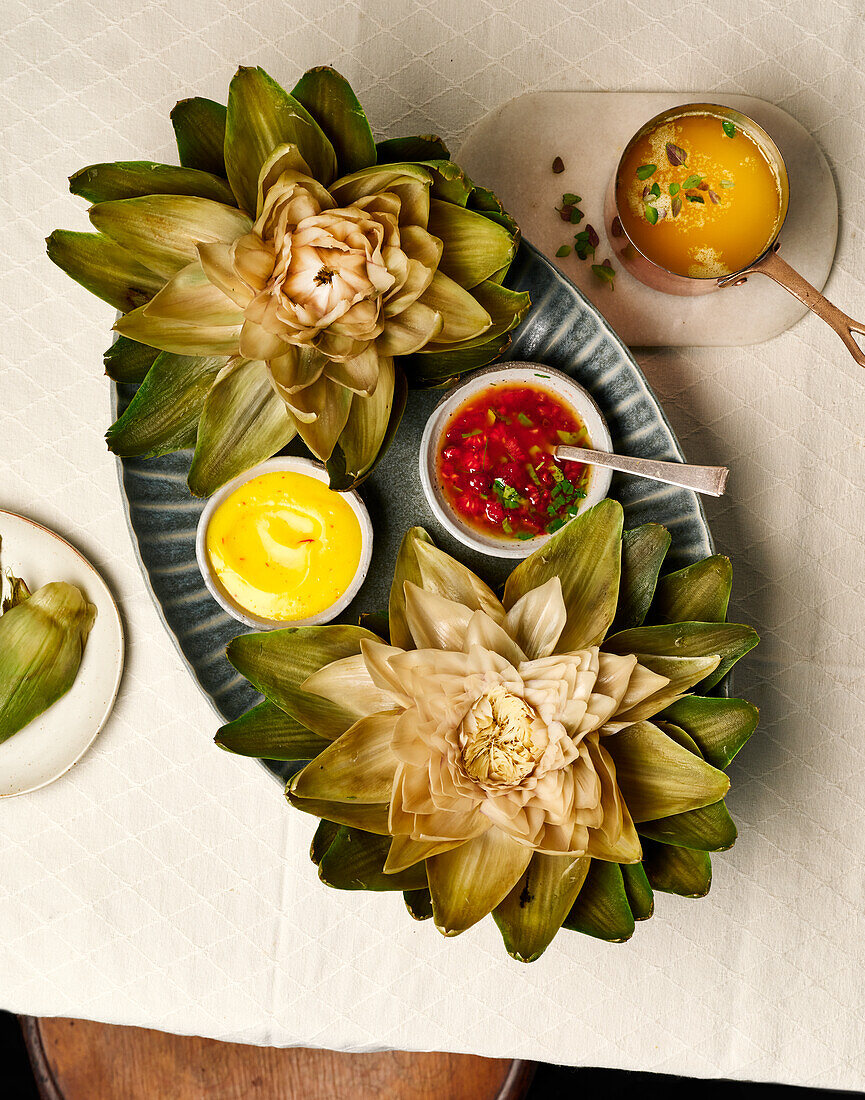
2 0 864 1089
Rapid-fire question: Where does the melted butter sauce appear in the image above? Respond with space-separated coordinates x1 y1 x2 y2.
205 470 362 622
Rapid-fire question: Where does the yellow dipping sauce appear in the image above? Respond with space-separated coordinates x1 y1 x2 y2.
617 111 783 278
205 470 363 622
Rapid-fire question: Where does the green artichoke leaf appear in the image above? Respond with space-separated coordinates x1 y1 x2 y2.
226 625 380 738
70 161 236 206
388 527 435 650
651 555 732 624
504 498 623 651
225 66 337 215
143 261 245 328
427 199 517 289
286 787 391 835
317 827 427 892
46 230 165 313
605 720 730 823
187 357 297 497
291 714 398 804
376 135 451 163
105 352 224 458
114 307 243 358
215 699 329 761
103 336 159 384
638 800 737 852
611 653 721 725
620 862 654 921
494 853 591 963
642 839 713 898
468 184 520 236
418 270 492 344
418 160 473 206
612 523 672 632
90 195 252 281
291 66 376 176
171 97 227 176
603 620 759 690
403 888 434 921
0 583 96 745
562 859 635 942
310 818 341 864
659 695 759 769
401 333 512 388
427 828 533 936
326 358 407 491
358 611 390 639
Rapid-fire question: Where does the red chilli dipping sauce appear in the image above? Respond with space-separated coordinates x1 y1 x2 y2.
436 381 592 542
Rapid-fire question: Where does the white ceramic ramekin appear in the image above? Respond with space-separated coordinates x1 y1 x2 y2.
195 456 373 630
419 363 613 559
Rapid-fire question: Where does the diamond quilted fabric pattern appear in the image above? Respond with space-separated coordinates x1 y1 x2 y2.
0 0 864 1088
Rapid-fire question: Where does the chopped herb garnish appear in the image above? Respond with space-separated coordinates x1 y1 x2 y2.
546 517 566 534
534 373 550 377
562 192 581 205
722 119 736 138
461 428 482 437
555 245 571 257
515 532 535 541
493 479 522 510
502 518 513 534
669 182 680 196
682 174 703 189
516 413 533 427
552 156 565 173
686 194 705 204
645 204 659 225
636 164 657 180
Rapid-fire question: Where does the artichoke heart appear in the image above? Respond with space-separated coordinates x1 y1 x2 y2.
0 582 96 744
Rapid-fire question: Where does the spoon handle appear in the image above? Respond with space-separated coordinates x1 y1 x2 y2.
555 447 729 497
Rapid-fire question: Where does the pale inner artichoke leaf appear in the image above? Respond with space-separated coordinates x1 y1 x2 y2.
416 270 491 344
504 498 623 652
608 653 721 726
224 66 338 215
284 375 353 463
412 538 505 623
46 230 165 314
171 97 227 176
70 161 236 206
115 307 243 357
143 261 245 326
388 527 435 651
329 163 433 229
604 720 730 823
427 827 532 935
327 355 395 483
384 835 464 874
504 576 566 659
187 357 297 497
291 713 399 803
226 624 381 738
302 652 397 719
106 352 224 458
90 195 252 280
285 787 391 835
427 199 516 289
493 853 591 963
376 300 443 357
291 66 377 177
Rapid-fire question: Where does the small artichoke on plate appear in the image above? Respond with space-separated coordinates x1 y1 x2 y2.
48 66 528 495
0 581 96 744
218 501 759 960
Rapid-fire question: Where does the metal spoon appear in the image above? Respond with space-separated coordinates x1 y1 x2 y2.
555 446 728 497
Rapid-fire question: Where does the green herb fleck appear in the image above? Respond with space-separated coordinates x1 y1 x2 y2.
534 373 550 378
562 192 581 205
493 479 522 510
669 182 680 196
546 517 566 534
516 413 533 427
682 174 704 189
591 260 615 289
515 532 535 541
686 194 705 204
649 182 661 199
502 519 513 535
461 428 482 438
636 164 657 180
555 245 571 257
645 204 659 225
722 119 736 138
569 206 584 225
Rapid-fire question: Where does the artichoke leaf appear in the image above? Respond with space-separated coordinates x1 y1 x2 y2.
0 583 96 744
605 720 730 823
400 333 512 387
659 695 759 770
329 163 432 229
651 555 732 625
427 827 532 936
171 97 227 176
562 859 635 942
609 653 720 725
143 261 245 326
376 300 443 356
225 66 337 215
215 699 329 761
494 853 591 963
285 787 391 834
70 161 236 206
389 527 435 651
376 135 450 163
291 66 376 176
638 799 737 852
226 625 381 738
403 888 434 921
114 307 243 357
603 621 759 690
427 199 516 289
418 159 473 206
325 356 402 491
620 862 654 921
318 827 427 892
310 819 341 864
642 839 713 898
105 352 224 458
291 713 399 804
187 357 297 497
384 835 463 874
504 498 623 651
417 270 491 344
103 336 159 384
285 375 353 463
612 523 671 632
90 195 251 280
469 184 519 236
413 539 505 623
46 230 164 313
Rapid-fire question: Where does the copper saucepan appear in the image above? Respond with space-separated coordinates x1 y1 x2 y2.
604 103 865 368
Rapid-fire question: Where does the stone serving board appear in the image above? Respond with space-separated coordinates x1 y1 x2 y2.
457 92 837 347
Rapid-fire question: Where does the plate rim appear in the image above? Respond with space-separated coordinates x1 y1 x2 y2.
0 508 126 797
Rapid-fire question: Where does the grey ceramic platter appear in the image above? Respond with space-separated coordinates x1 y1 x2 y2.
114 239 716 783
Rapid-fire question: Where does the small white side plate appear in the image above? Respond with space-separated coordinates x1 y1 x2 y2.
0 511 124 796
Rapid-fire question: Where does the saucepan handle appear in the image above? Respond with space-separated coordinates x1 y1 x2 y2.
719 249 865 368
